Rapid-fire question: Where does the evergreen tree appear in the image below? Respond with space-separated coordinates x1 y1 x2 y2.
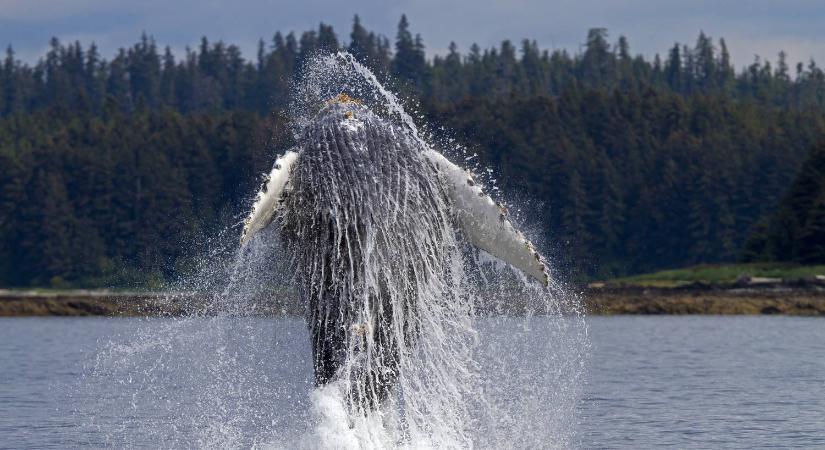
581 28 612 87
348 15 371 63
745 142 825 263
392 15 428 93
799 194 825 263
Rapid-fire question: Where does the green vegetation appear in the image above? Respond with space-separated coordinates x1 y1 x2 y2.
1 16 825 287
608 263 825 287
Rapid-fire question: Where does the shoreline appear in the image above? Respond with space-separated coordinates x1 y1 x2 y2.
2 283 825 317
0 290 191 317
588 283 825 315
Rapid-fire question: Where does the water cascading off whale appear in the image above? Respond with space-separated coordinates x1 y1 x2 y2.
240 93 549 410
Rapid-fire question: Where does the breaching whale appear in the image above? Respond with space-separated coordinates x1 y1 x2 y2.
240 94 548 409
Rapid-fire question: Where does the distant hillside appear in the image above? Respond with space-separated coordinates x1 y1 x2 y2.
2 16 825 286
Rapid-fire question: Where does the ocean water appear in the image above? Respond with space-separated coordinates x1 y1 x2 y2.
0 316 823 449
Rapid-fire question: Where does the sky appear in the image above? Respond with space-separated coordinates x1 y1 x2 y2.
1 0 825 70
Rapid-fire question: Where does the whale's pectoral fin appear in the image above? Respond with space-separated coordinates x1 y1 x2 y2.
423 149 549 286
240 150 300 245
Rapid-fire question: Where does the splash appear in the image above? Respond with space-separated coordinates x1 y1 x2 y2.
81 52 588 449
278 55 477 445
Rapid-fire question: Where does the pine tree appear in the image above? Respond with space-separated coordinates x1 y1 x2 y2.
581 28 612 87
664 44 682 91
19 171 77 284
317 23 339 54
348 15 371 63
694 32 716 90
392 15 428 93
799 193 825 263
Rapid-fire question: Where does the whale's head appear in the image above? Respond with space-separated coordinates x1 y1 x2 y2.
299 94 412 161
283 92 426 219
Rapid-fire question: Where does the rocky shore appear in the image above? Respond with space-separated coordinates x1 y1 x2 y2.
0 290 192 317
2 281 825 317
587 279 825 315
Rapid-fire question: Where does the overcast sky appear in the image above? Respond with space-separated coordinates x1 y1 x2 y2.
2 0 824 69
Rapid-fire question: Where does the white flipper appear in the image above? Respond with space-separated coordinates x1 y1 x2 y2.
423 149 549 286
240 151 300 245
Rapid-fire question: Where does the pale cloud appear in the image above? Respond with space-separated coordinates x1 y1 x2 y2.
0 0 111 20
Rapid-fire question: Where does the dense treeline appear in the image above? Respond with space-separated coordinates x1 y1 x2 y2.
0 109 277 286
1 16 824 286
434 95 824 274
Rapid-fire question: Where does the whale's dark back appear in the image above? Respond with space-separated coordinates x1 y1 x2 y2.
280 103 454 407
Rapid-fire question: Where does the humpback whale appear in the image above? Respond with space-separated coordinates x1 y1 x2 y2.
241 94 548 410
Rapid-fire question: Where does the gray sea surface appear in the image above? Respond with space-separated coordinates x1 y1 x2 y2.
1 316 823 449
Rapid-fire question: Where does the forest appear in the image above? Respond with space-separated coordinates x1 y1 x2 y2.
1 15 825 287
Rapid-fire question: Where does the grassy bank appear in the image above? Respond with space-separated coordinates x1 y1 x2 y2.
604 263 825 288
